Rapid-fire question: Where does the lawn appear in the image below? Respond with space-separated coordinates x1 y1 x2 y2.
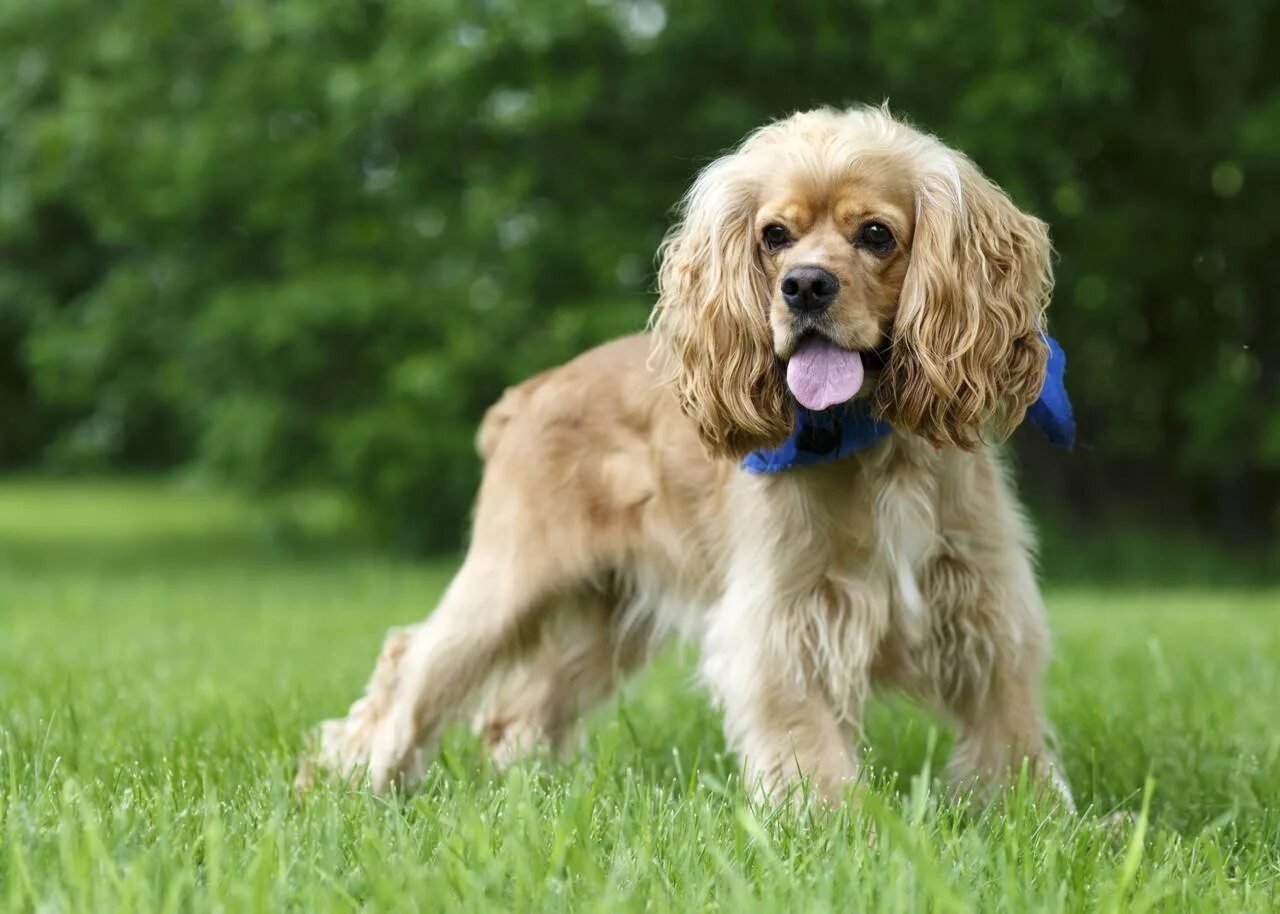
1 479 1277 912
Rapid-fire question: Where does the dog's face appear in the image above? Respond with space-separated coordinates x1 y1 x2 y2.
652 107 1052 457
754 166 914 407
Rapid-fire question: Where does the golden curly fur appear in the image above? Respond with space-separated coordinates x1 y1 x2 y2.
297 106 1072 808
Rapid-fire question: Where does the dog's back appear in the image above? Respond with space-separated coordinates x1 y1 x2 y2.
475 372 550 462
475 335 658 463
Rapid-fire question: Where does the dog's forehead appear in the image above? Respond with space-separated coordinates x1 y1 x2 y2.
757 161 915 233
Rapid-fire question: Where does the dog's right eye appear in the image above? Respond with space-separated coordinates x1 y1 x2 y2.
762 224 792 251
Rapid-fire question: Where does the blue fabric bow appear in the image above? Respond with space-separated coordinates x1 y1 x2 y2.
742 334 1075 474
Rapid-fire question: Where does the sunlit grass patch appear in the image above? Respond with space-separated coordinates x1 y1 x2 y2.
1 480 1277 912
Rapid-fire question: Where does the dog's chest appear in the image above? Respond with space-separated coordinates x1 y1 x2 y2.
809 444 938 560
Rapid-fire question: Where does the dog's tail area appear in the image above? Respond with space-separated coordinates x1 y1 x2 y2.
475 370 555 461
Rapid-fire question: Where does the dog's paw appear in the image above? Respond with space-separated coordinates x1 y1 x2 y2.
367 705 430 794
475 713 553 770
294 715 374 791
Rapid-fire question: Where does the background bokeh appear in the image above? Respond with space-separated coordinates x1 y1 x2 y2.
2 0 1277 568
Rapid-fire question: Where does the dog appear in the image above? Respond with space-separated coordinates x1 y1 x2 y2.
297 105 1074 809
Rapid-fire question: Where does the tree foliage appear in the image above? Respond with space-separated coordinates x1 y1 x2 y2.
2 0 1277 548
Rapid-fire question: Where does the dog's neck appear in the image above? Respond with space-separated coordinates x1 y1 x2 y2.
742 335 1075 474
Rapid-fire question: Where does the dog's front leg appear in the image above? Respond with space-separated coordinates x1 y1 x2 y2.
701 584 862 806
929 554 1075 811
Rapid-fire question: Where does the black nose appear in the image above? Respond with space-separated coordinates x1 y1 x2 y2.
781 266 840 314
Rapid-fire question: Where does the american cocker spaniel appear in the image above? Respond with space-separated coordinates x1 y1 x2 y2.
298 106 1075 809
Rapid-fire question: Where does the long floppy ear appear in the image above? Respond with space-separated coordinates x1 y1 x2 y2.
649 156 792 458
877 152 1052 448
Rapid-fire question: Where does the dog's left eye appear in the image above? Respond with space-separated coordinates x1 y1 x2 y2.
762 224 792 251
857 222 896 256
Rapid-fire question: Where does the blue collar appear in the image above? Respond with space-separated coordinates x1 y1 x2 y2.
742 334 1075 474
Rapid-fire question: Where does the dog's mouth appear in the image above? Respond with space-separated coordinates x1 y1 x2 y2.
785 332 885 411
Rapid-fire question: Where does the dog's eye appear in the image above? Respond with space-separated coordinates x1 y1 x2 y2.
857 222 896 256
762 224 792 252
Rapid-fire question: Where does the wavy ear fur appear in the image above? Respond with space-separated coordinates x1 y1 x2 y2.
650 157 792 458
877 153 1052 448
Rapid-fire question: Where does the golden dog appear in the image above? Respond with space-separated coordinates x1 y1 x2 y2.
299 106 1072 808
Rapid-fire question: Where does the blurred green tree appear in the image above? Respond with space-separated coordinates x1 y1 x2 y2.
2 0 1277 549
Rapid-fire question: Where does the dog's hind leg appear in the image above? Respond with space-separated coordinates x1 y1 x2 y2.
472 588 649 768
296 624 420 790
297 505 616 792
300 365 656 793
359 545 579 791
364 468 650 791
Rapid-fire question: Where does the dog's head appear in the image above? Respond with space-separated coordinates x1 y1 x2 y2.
651 106 1052 457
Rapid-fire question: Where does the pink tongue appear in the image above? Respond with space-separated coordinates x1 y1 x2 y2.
786 337 865 411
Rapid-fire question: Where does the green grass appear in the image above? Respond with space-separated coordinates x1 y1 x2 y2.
1 479 1278 912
